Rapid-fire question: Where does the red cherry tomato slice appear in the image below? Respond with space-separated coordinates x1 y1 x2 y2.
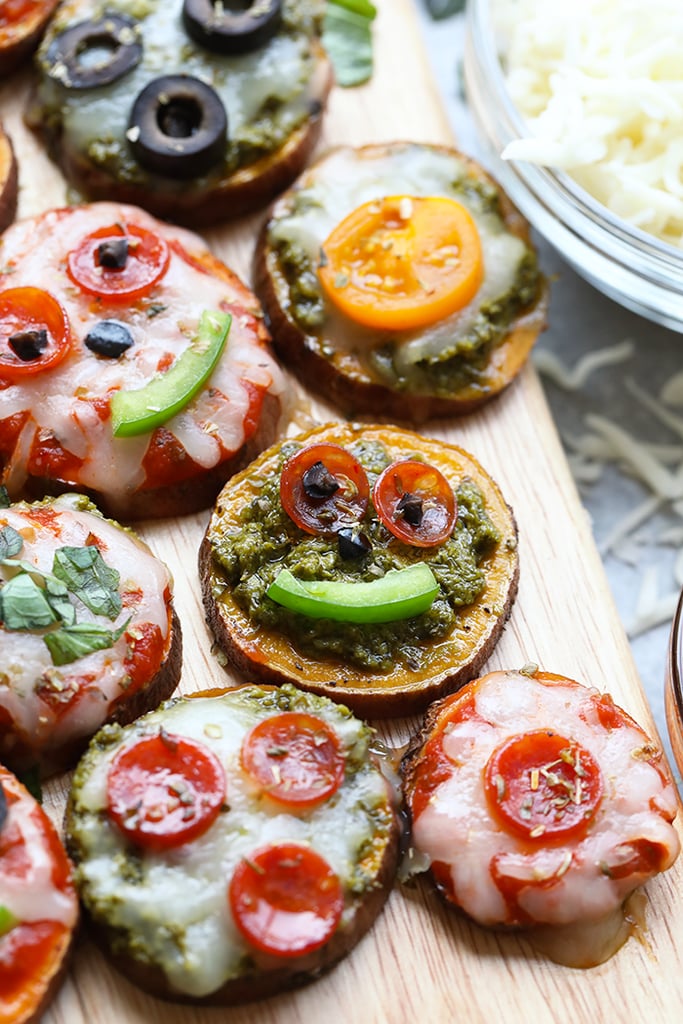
241 712 345 808
229 842 344 958
483 730 603 841
106 732 226 850
0 287 72 381
280 443 369 536
372 459 456 547
66 223 170 302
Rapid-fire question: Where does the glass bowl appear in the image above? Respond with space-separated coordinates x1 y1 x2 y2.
665 588 683 781
463 0 683 333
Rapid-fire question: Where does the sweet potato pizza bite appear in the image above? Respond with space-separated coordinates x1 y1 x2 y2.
199 422 519 717
0 492 181 776
402 669 680 961
0 0 59 76
0 201 282 519
65 683 400 1004
0 763 78 1024
26 0 332 225
0 122 17 233
254 142 548 421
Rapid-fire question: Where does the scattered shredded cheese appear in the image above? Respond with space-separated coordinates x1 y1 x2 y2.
532 340 634 390
493 0 683 247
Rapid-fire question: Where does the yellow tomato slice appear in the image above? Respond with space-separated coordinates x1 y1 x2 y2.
318 195 484 331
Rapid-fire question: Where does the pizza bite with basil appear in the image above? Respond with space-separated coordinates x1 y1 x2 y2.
402 669 680 963
0 491 181 776
0 201 283 519
254 142 548 421
65 683 400 1004
26 0 332 225
200 422 519 717
0 763 78 1024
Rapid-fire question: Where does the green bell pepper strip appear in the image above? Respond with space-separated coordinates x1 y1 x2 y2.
0 905 18 937
266 564 439 623
110 310 232 438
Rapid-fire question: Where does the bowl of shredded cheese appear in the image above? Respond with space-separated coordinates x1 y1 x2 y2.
464 0 683 331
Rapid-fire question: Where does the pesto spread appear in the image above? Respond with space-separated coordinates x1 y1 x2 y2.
209 439 501 672
268 143 543 398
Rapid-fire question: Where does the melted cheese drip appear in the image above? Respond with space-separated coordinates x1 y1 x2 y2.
0 494 172 750
0 781 77 927
269 145 527 360
70 691 393 998
412 671 680 929
0 203 283 501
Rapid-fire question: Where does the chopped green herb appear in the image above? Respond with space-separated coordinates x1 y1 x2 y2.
0 573 60 630
53 545 122 619
0 525 23 560
322 1 376 87
0 487 9 509
43 618 130 667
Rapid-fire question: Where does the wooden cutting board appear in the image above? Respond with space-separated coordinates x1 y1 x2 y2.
2 2 682 1021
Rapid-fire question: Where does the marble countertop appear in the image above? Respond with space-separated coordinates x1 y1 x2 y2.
414 4 683 788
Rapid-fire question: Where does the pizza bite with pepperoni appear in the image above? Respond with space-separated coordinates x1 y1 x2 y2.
402 669 680 959
65 683 400 1004
0 763 78 1024
0 202 283 519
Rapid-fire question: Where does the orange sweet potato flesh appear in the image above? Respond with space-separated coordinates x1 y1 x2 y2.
199 422 519 718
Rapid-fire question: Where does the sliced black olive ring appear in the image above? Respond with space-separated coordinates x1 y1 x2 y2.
127 75 228 179
182 0 283 55
46 15 143 89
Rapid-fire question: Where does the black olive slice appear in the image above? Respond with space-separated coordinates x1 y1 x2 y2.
98 237 129 269
182 0 282 56
127 75 228 179
396 492 424 527
8 329 48 362
46 15 143 90
302 461 340 500
0 783 7 833
337 528 372 560
84 320 134 358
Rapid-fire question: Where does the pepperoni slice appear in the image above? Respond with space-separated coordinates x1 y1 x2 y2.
280 443 369 536
483 730 603 841
66 222 170 302
229 842 344 958
372 459 457 547
241 712 345 808
106 732 226 850
0 287 72 381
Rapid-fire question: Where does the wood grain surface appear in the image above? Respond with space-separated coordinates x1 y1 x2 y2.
2 2 682 1021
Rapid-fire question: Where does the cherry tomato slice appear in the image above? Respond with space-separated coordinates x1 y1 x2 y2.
0 288 72 381
241 712 345 808
106 732 226 850
318 195 484 331
229 842 344 958
280 443 369 536
483 730 603 841
372 459 456 547
66 223 170 302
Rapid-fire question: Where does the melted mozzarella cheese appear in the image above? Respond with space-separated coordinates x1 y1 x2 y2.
411 671 680 928
70 689 393 998
0 202 283 502
269 145 527 359
0 494 173 751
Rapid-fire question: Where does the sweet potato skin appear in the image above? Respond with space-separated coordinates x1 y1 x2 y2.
0 121 18 232
254 142 549 422
199 422 520 718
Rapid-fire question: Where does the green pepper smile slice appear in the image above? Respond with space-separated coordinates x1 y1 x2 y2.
110 309 231 438
267 563 439 623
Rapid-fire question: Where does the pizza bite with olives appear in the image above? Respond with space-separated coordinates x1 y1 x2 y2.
0 201 283 519
200 422 519 717
26 0 332 224
402 669 680 963
0 492 181 776
255 142 548 421
0 763 78 1024
65 683 400 1004
0 0 59 76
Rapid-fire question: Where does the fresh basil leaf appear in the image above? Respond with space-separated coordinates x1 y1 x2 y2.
0 526 23 560
424 0 465 18
331 0 377 16
45 576 77 627
0 573 60 630
0 487 9 509
52 545 122 619
43 618 129 667
323 4 374 87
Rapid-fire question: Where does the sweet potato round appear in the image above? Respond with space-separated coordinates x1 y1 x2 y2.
0 120 18 232
200 422 519 717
